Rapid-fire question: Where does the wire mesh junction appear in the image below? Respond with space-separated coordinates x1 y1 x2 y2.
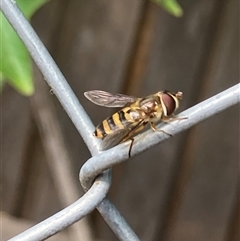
1 1 240 241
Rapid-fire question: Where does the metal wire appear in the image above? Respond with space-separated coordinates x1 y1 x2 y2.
8 171 111 241
1 1 240 241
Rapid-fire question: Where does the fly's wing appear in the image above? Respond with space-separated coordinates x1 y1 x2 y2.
100 128 132 150
84 90 137 107
100 121 142 150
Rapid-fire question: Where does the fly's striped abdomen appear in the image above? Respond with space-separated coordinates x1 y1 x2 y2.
94 107 139 139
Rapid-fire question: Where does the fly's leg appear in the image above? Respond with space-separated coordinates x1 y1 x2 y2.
124 125 144 157
128 138 134 158
150 115 187 136
161 115 188 123
121 121 146 158
150 122 172 137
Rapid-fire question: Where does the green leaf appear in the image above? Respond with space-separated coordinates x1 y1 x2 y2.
1 14 33 95
0 0 49 96
151 0 183 17
17 0 49 19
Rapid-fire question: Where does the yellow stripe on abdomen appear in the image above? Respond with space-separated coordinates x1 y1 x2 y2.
112 112 124 129
94 127 104 139
102 119 111 134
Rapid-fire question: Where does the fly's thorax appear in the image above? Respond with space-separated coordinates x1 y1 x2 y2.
136 96 162 120
138 96 159 112
123 106 144 121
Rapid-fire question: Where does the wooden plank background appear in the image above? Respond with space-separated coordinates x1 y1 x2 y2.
2 0 239 240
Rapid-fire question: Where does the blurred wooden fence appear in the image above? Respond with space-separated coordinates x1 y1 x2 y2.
2 0 239 240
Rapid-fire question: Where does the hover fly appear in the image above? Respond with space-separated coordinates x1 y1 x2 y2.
84 90 183 157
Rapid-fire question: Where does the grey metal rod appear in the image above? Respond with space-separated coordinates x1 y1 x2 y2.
8 172 111 241
97 198 141 241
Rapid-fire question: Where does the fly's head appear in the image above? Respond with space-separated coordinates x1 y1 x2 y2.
158 91 183 117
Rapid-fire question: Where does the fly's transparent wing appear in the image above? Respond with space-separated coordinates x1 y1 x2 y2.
100 121 144 150
100 128 131 150
84 90 137 107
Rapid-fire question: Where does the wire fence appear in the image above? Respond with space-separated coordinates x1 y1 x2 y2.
1 1 240 241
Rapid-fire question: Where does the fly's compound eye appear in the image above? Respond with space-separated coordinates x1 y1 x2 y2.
162 93 176 116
